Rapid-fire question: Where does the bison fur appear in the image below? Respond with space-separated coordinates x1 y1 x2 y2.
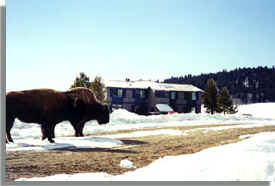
6 87 109 143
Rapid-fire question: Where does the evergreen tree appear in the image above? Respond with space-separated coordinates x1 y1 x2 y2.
90 76 106 103
70 73 106 103
219 87 238 114
70 72 91 88
202 79 221 115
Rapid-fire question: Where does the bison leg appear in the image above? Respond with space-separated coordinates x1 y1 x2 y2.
50 124 56 139
75 128 81 137
71 121 85 137
6 117 15 143
41 125 55 140
71 123 81 137
47 129 55 143
42 124 55 143
78 122 85 137
41 126 47 140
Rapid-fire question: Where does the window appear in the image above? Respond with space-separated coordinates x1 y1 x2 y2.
184 92 192 100
170 92 177 100
118 89 123 97
141 90 146 98
135 89 146 98
155 91 168 98
192 92 196 101
112 88 123 97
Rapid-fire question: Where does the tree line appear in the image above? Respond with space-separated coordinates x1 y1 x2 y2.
164 66 275 104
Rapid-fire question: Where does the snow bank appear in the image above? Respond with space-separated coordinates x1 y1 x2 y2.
16 132 275 183
110 107 275 126
113 132 275 181
237 103 275 119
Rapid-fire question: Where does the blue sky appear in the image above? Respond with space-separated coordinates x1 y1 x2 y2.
6 0 275 91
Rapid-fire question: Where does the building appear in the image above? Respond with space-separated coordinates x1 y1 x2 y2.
105 80 204 114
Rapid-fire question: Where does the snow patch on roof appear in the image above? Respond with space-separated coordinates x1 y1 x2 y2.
105 80 203 92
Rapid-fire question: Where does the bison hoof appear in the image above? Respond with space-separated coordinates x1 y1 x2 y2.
48 139 55 143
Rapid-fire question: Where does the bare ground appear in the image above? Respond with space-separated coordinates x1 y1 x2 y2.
5 123 275 182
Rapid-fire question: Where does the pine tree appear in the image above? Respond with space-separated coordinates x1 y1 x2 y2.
202 79 221 115
219 87 238 114
90 76 106 103
70 72 91 88
219 87 231 114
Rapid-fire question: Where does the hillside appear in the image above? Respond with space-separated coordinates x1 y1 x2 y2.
164 66 275 104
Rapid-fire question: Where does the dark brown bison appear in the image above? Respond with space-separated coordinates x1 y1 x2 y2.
6 87 109 143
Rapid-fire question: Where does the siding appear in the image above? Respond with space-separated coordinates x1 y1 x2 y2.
107 87 202 114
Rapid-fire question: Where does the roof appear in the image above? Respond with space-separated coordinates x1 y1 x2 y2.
105 80 203 92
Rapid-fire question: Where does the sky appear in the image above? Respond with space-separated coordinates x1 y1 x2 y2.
6 0 275 91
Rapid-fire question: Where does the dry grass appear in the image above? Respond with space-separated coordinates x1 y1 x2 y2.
6 124 275 182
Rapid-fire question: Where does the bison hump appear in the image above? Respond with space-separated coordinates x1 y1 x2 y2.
65 87 99 104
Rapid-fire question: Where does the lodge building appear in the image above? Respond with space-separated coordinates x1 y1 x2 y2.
105 80 203 115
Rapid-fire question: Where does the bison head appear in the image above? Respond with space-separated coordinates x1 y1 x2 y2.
95 104 110 124
72 98 110 125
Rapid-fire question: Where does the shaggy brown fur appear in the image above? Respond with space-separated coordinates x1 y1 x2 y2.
65 87 99 104
6 87 109 143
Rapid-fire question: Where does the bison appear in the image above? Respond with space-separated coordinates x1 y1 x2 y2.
6 87 110 143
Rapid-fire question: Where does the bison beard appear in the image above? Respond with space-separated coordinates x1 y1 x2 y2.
6 87 109 143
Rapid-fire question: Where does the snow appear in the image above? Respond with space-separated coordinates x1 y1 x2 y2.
105 80 203 92
117 132 275 182
6 136 123 152
16 132 275 183
5 103 275 183
6 130 183 152
237 103 275 119
120 160 136 169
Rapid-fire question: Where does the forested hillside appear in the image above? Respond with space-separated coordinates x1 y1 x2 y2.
164 66 275 104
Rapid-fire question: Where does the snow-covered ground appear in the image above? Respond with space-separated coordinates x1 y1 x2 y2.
237 103 275 119
5 103 275 183
16 132 275 183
